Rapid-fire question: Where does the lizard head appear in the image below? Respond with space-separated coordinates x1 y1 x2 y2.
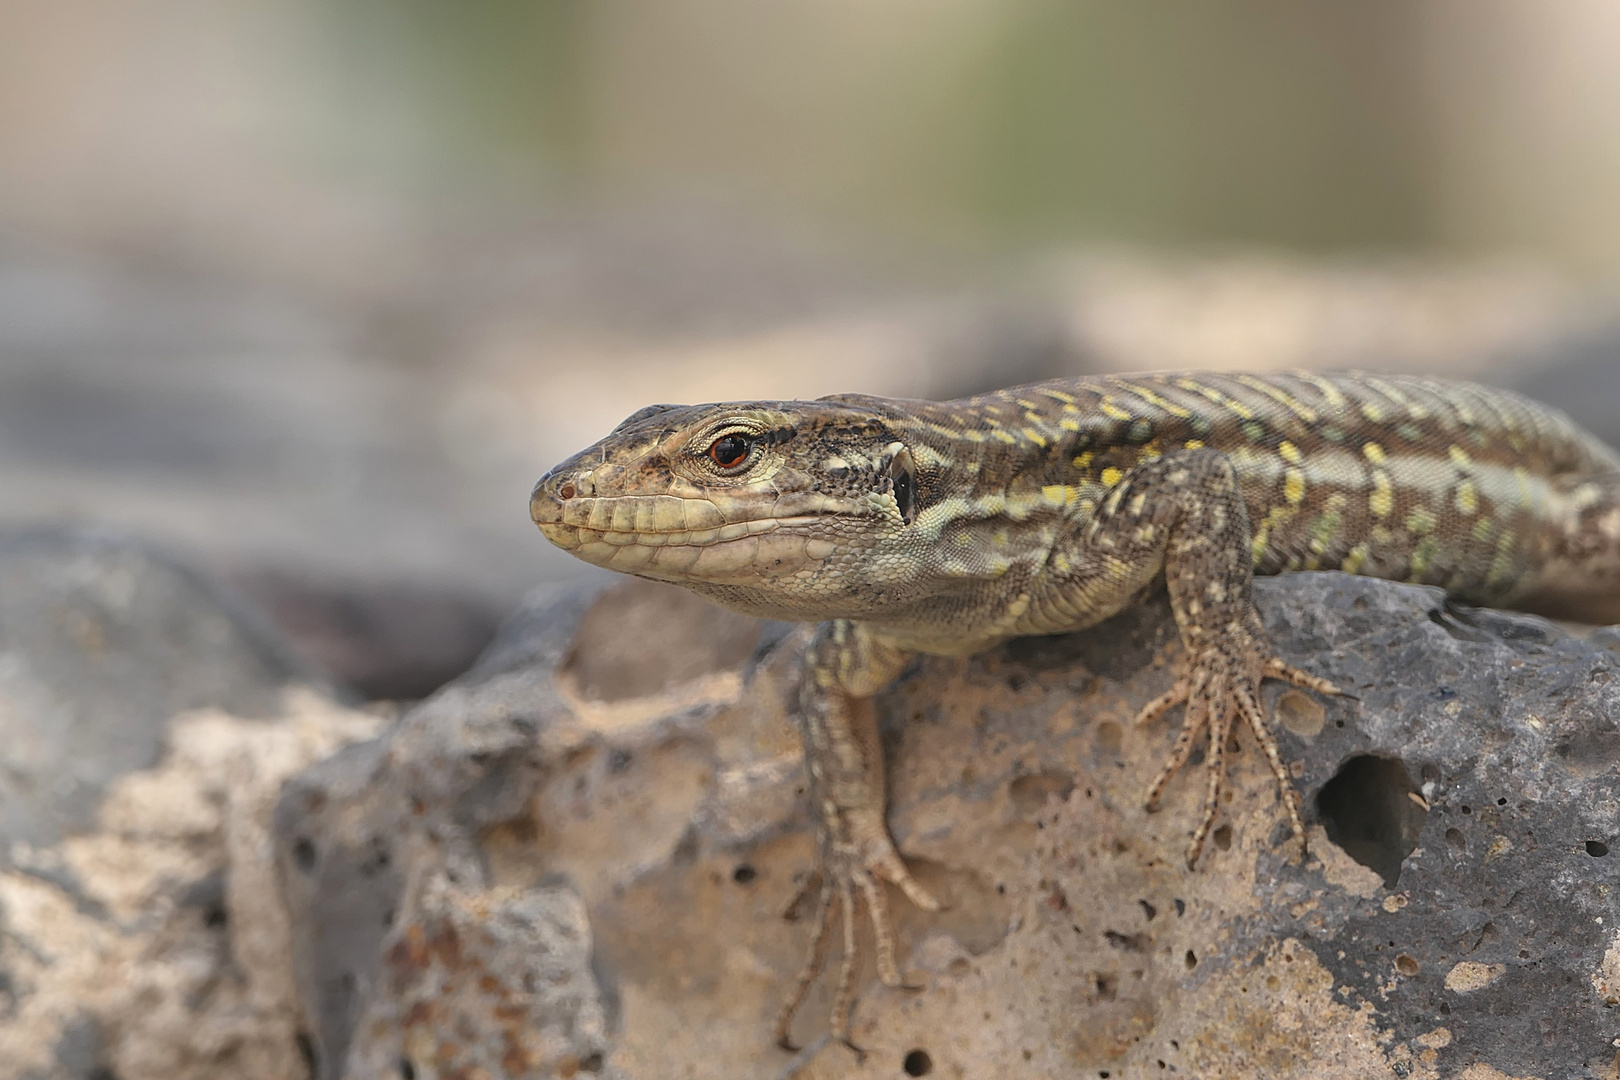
530 396 929 620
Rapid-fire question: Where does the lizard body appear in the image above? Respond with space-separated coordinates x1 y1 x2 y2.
530 371 1620 1049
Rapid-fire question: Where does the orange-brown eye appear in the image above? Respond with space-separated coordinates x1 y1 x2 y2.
709 434 753 469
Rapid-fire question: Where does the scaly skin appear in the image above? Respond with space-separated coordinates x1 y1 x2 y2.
529 372 1620 1051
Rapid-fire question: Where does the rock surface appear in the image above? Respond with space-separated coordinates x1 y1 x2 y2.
0 529 383 1080
0 526 324 856
0 689 386 1080
274 572 1620 1079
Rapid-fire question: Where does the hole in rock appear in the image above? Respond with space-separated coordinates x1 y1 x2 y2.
732 863 757 884
1588 840 1610 858
1315 755 1427 888
1009 770 1077 817
903 1049 933 1076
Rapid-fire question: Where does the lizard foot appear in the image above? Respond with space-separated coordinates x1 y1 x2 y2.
773 815 940 1052
1133 630 1344 867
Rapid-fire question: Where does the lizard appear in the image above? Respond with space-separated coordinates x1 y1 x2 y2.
528 370 1620 1052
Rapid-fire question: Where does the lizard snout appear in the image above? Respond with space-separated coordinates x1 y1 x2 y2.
529 468 594 525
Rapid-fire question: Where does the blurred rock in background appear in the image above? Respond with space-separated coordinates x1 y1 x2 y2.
4 0 1620 695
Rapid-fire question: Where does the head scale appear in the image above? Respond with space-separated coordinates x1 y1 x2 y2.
531 397 928 621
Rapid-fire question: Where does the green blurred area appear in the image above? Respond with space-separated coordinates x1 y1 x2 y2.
314 0 1431 254
8 0 1619 270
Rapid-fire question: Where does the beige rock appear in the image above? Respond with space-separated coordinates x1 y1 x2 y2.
0 689 384 1080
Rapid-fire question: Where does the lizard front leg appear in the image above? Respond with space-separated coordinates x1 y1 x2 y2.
1067 448 1345 866
774 619 940 1052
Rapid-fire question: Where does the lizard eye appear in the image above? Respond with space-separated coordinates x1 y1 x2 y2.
708 433 754 470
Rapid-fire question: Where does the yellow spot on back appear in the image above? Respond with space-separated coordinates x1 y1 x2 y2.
1369 471 1394 518
1099 400 1133 422
1059 418 1081 432
1183 439 1204 450
1406 507 1437 535
1277 441 1301 464
1364 376 1428 419
1115 380 1193 418
1101 467 1124 487
1448 445 1472 468
1454 480 1479 516
1341 542 1370 576
1041 484 1078 506
992 429 1018 444
1409 535 1439 579
1361 402 1385 423
1362 442 1386 464
1073 451 1095 469
1472 516 1495 543
1022 428 1048 447
1283 468 1306 505
1175 378 1255 420
1235 374 1319 422
1295 370 1347 409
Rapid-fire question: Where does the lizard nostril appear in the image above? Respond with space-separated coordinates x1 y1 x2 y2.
558 481 577 500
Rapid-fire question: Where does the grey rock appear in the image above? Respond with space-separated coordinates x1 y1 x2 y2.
275 571 1620 1078
222 568 509 702
0 526 319 857
19 1017 100 1080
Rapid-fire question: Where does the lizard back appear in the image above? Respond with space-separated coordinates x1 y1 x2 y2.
872 371 1620 622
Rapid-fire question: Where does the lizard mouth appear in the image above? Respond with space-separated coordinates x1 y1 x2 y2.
533 492 842 579
537 514 822 550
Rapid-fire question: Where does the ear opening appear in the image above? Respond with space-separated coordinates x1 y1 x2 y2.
887 445 917 524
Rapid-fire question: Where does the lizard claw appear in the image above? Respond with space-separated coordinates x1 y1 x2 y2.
1135 632 1346 867
772 820 936 1051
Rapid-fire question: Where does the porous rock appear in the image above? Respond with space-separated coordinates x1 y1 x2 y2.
276 573 1620 1079
0 527 369 1080
0 690 386 1080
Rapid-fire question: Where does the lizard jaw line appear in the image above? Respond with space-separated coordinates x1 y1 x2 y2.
539 514 831 552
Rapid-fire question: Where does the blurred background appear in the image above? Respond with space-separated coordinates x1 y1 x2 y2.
4 0 1620 699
